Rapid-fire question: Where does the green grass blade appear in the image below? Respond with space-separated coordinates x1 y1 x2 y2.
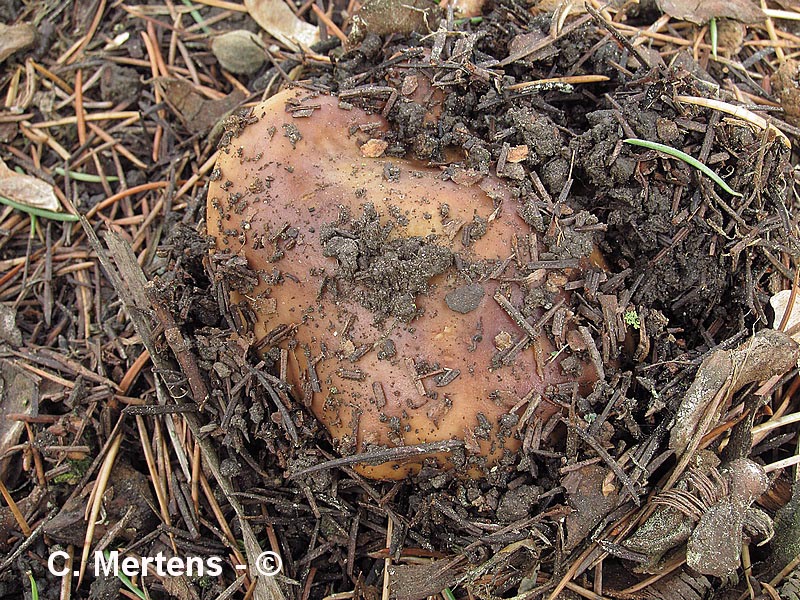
27 572 38 600
53 167 119 183
623 138 742 197
180 0 212 34
0 195 81 222
104 551 147 600
454 16 483 25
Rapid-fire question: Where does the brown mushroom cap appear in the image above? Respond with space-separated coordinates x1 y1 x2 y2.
207 88 597 479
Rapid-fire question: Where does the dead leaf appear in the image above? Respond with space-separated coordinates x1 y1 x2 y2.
670 329 800 455
44 460 156 545
770 289 800 337
656 0 764 24
360 138 388 157
0 361 37 482
562 465 619 551
211 30 266 75
388 558 464 600
154 78 245 135
0 23 36 64
350 0 442 42
244 0 318 51
772 59 800 127
0 158 60 212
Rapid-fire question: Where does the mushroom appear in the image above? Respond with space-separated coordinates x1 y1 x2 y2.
207 88 599 479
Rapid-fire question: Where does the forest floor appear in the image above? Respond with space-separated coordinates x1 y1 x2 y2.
1 0 800 599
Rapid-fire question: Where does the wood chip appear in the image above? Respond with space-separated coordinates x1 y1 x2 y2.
360 138 389 158
506 145 529 163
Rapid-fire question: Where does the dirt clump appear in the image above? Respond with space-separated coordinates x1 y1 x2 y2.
320 203 453 322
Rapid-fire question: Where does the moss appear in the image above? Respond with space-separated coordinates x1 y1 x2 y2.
52 457 92 485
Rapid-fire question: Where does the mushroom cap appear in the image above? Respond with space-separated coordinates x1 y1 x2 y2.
207 88 596 478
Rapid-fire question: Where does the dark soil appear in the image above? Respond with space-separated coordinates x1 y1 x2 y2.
320 204 454 322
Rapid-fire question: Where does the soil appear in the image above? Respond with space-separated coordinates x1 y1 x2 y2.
320 203 454 322
1 1 799 600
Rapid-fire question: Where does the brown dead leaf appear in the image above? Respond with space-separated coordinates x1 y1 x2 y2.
388 558 464 600
562 464 619 551
656 0 764 24
772 59 800 127
244 0 318 51
0 23 36 64
0 158 60 212
154 78 245 135
0 361 37 482
360 138 388 157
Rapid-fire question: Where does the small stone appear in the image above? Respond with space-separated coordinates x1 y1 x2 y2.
451 167 484 186
497 485 540 522
219 458 242 477
0 304 21 346
445 283 485 314
211 30 266 75
213 361 232 378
